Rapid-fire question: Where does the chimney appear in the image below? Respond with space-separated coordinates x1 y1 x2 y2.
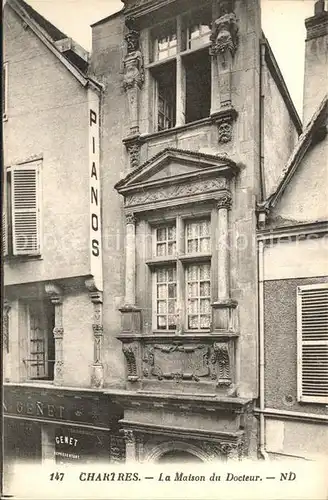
302 0 328 125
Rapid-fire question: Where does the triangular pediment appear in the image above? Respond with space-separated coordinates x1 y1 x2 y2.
115 148 238 194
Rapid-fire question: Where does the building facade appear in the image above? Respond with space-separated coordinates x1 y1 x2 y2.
89 0 300 462
257 3 328 461
2 0 124 470
3 0 326 470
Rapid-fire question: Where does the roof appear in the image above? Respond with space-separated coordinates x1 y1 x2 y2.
6 0 103 91
261 34 302 135
259 94 328 211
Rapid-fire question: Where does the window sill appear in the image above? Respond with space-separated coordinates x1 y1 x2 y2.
146 253 212 267
179 253 211 263
140 116 213 142
4 254 43 263
117 331 239 341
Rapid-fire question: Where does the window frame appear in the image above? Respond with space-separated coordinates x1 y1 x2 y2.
148 213 213 333
24 300 55 381
147 8 212 132
297 283 328 404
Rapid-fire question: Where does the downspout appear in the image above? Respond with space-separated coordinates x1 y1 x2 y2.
258 239 268 459
259 41 266 201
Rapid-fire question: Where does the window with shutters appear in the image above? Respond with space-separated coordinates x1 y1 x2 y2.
3 62 8 121
149 217 212 332
3 160 42 257
24 300 55 380
297 283 328 404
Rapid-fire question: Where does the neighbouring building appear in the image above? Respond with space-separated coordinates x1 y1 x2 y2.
89 0 301 462
2 0 124 470
257 2 328 460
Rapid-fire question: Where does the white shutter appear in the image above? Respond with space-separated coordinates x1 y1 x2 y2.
2 172 8 256
297 284 328 404
11 163 41 256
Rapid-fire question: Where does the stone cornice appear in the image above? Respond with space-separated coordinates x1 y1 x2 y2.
104 388 252 414
256 220 328 241
119 419 245 443
117 332 239 343
305 10 328 40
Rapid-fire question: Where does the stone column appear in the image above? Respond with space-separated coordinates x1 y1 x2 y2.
85 278 104 388
3 299 11 353
217 194 231 300
45 283 64 385
212 193 237 332
123 429 137 462
125 213 136 307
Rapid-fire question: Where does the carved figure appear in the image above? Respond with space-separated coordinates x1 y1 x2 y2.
210 12 239 64
218 120 233 143
123 343 138 378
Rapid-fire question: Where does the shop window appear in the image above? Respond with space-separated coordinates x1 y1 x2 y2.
24 300 55 380
150 217 211 332
3 160 42 257
149 8 211 131
297 283 328 404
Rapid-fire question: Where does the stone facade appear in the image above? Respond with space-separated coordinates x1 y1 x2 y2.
90 0 300 462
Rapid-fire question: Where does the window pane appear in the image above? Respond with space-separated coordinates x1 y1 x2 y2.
186 263 211 330
186 220 211 254
155 266 177 330
155 224 176 257
153 22 177 61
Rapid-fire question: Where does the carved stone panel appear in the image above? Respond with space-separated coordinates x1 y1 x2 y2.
125 178 226 208
142 341 233 386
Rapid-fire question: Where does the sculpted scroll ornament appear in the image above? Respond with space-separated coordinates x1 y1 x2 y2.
123 343 138 380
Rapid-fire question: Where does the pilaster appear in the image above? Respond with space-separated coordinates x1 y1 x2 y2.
3 299 11 353
123 17 144 136
85 278 104 388
210 0 238 142
45 283 64 386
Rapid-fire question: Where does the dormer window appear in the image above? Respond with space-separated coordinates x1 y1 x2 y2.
148 7 212 132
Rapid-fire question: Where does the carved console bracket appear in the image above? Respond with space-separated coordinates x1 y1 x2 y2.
122 341 139 382
211 108 238 144
123 17 144 135
201 438 244 460
85 278 104 388
45 283 64 385
3 299 11 353
123 134 143 170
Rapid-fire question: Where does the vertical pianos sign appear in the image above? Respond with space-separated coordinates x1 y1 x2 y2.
88 91 103 291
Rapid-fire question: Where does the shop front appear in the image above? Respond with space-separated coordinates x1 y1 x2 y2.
3 384 125 467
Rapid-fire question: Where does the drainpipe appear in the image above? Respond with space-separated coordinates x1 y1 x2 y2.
259 41 266 201
258 239 268 459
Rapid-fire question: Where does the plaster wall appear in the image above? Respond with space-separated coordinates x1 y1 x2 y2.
3 6 91 285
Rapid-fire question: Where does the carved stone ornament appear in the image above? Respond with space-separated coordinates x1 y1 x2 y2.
125 178 226 208
211 342 231 385
125 212 136 225
3 300 11 353
210 11 239 65
123 429 135 444
142 341 232 385
217 193 232 210
123 52 144 91
127 143 140 169
218 119 233 143
123 342 138 380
